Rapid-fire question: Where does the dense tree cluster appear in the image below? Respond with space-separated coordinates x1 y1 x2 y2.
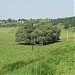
15 20 61 45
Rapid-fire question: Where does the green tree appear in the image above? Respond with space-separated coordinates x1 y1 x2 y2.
15 21 61 45
7 18 12 23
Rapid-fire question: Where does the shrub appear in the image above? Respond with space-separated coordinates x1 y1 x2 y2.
15 23 61 45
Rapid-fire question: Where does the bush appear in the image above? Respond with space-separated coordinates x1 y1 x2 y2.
15 23 61 45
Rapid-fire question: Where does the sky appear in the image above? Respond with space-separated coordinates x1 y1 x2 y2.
0 0 74 19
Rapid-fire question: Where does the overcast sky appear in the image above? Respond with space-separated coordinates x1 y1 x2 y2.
0 0 74 19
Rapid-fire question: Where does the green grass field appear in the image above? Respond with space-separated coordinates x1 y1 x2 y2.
0 26 75 75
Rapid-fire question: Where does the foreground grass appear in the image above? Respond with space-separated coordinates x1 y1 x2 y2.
4 44 75 75
0 26 75 75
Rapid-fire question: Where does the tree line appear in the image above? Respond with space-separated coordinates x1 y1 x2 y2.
0 16 75 29
51 16 75 29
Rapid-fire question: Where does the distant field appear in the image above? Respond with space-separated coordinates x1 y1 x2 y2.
0 26 75 75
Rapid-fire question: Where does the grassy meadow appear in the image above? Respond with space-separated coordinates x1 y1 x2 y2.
0 25 75 75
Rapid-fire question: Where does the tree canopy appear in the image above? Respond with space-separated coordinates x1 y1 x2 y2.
15 20 61 45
